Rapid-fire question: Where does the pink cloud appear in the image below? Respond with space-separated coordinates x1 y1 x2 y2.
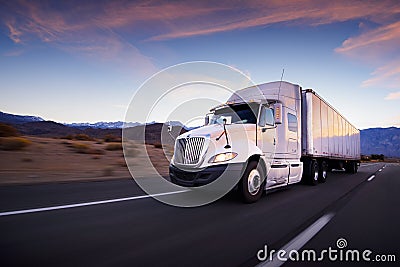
145 0 400 41
384 91 400 100
3 49 24 57
335 21 400 54
7 1 398 43
2 0 158 76
96 1 227 28
362 61 400 88
2 0 400 82
335 20 400 92
5 20 22 43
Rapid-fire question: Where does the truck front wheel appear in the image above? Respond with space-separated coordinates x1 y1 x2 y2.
239 161 265 203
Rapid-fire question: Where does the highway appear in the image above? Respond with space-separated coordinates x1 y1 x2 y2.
0 163 398 266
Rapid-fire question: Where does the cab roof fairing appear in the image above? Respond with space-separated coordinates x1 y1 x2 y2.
209 81 302 112
225 81 302 112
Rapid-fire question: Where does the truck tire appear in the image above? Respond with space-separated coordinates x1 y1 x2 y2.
318 161 328 183
239 161 265 203
345 161 357 174
351 162 358 174
303 159 319 186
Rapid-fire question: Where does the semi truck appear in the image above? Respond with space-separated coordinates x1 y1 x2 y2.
169 81 360 203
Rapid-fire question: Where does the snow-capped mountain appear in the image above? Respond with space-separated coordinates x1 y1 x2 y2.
65 120 196 130
0 111 194 130
0 111 44 124
65 121 142 129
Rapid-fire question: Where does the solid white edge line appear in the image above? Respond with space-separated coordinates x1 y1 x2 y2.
0 190 189 217
256 213 335 267
367 175 375 182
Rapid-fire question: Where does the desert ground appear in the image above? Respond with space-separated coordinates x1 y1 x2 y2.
0 136 172 185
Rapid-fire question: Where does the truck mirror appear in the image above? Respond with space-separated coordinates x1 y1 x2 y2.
258 106 266 127
205 116 209 125
167 125 172 132
274 103 283 124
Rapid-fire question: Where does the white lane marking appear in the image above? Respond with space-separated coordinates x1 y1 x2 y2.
257 213 335 267
359 163 378 169
378 169 382 172
367 175 375 182
359 163 374 168
0 190 189 217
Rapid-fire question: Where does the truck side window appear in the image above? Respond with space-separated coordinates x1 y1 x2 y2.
258 106 266 126
259 106 274 127
288 113 298 132
265 108 274 126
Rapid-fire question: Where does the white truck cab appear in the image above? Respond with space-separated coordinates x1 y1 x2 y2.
169 81 360 203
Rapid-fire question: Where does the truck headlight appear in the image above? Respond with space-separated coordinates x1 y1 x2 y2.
209 152 238 163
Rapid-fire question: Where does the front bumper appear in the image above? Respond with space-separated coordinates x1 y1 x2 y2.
169 162 244 187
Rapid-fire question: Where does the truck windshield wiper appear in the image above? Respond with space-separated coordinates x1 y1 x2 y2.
216 118 231 149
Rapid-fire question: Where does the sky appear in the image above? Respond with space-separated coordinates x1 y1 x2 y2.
1 0 400 129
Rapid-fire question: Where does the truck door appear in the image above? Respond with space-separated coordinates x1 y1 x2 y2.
287 112 299 155
257 106 276 159
259 105 291 187
287 112 302 183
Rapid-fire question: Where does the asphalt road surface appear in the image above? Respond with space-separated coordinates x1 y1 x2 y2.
0 162 398 266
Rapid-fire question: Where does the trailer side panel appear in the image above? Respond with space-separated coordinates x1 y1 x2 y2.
301 90 360 160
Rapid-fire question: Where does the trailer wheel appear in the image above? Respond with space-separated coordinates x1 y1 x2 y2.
351 162 358 174
303 160 319 185
239 161 265 203
345 161 357 174
318 161 328 183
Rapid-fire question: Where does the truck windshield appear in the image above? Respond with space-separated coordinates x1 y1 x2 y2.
209 103 259 125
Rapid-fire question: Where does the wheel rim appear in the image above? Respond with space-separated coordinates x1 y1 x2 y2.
314 166 319 181
248 169 261 195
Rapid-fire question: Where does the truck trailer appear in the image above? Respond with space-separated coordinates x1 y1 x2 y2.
169 81 360 203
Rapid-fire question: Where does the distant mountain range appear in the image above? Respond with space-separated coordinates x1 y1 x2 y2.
0 111 44 124
66 121 141 129
360 127 400 158
1 111 399 157
0 111 187 144
0 111 185 129
65 120 186 129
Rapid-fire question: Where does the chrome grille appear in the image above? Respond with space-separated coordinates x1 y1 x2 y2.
174 137 205 165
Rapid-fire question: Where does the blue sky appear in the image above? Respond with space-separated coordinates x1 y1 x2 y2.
1 0 400 129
